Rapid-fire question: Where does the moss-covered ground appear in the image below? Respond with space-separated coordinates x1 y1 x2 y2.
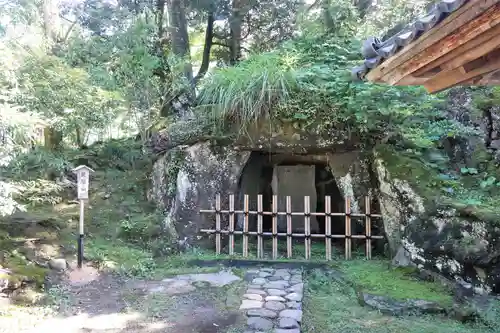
302 269 495 333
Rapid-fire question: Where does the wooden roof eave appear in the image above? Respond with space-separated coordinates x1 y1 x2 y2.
358 0 500 93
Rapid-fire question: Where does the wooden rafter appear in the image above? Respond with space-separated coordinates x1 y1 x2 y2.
411 23 500 77
424 48 500 92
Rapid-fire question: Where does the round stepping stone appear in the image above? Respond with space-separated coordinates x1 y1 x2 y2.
259 271 272 278
279 309 303 322
285 292 302 301
266 295 286 302
247 308 278 318
252 278 267 285
268 276 285 281
247 289 267 296
286 301 301 309
288 283 304 293
240 300 263 310
279 317 299 329
268 289 287 296
274 269 290 277
244 294 263 301
247 317 273 330
265 301 286 311
264 281 289 289
248 284 263 289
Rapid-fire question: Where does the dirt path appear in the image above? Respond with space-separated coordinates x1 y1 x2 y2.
1 264 248 333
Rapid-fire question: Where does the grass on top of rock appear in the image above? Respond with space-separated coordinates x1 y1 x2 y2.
302 269 493 333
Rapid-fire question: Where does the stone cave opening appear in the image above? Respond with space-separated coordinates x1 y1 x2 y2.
236 151 346 239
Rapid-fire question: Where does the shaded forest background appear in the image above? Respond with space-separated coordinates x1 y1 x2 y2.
1 0 500 254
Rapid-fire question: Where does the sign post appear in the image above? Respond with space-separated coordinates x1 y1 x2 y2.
72 165 94 268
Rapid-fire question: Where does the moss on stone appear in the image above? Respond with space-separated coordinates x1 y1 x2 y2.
2 255 48 288
165 148 187 197
374 144 441 204
438 198 500 225
339 260 454 307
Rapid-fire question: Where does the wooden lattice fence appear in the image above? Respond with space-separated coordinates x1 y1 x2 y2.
200 194 384 260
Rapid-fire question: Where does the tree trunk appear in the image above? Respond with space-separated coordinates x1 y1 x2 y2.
322 0 335 33
229 0 244 65
167 0 193 82
193 11 215 85
44 126 63 150
42 0 60 43
75 127 82 148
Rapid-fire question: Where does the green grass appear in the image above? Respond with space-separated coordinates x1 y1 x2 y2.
302 269 493 333
197 52 299 131
211 236 350 260
338 259 454 306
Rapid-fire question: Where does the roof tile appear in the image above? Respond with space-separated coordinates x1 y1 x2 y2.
352 0 468 82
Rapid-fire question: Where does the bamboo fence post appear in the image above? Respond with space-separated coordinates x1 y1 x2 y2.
257 194 264 258
243 194 249 257
304 196 311 260
272 194 278 259
365 196 372 260
215 194 221 255
325 195 332 261
229 194 235 256
345 198 351 260
286 196 292 258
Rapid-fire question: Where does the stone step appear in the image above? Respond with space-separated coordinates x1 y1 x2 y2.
238 268 304 333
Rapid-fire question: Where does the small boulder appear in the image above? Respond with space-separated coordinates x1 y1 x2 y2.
357 292 446 316
279 309 303 322
48 258 68 271
11 288 44 305
279 317 300 329
0 268 11 292
247 317 273 330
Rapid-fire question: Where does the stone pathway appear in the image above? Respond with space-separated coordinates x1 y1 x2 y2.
240 268 303 333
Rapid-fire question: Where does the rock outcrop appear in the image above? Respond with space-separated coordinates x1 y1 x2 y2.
149 142 250 248
149 106 500 294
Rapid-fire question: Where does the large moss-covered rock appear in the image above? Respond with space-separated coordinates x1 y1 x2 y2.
374 152 500 293
374 157 425 257
403 205 500 293
150 142 250 248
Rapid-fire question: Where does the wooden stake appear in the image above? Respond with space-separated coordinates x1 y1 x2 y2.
286 196 292 258
78 199 85 268
229 194 235 256
365 196 372 260
243 194 249 258
325 195 332 261
272 195 278 260
304 196 311 260
345 198 351 260
257 194 263 258
215 194 221 255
